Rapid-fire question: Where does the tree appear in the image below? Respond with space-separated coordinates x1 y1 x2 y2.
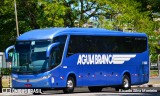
38 0 66 27
103 0 155 32
97 0 157 61
135 0 160 13
0 0 159 57
0 0 16 51
61 0 108 27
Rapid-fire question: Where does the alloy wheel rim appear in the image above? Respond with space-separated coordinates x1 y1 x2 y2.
124 78 129 88
67 80 73 88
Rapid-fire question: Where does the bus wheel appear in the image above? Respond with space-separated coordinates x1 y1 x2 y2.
88 86 103 92
122 75 131 90
63 77 75 93
115 87 120 91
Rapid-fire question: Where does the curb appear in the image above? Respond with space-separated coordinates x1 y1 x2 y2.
133 84 160 87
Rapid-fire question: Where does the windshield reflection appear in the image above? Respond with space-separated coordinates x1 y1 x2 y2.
12 40 51 74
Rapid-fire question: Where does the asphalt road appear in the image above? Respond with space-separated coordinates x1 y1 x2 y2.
1 87 160 96
42 87 160 96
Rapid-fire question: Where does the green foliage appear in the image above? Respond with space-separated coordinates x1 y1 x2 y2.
0 1 16 51
136 0 160 13
103 0 154 33
0 68 11 75
38 0 66 27
98 0 159 61
0 0 159 60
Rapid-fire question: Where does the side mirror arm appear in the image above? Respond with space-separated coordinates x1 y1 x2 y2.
5 45 15 60
46 42 60 58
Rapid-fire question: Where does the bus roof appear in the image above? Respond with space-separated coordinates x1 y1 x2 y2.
17 28 147 41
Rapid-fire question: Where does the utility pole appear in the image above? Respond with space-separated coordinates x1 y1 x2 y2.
14 0 19 37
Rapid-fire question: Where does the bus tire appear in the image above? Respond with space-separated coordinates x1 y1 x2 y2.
122 75 131 90
63 77 75 93
33 93 41 95
115 87 120 91
88 86 103 92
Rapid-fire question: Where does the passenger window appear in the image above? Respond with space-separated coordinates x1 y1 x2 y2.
67 35 147 57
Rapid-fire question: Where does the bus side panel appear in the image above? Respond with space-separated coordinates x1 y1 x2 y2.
49 67 67 88
62 55 111 87
62 54 124 87
60 55 83 87
61 52 149 87
82 65 108 86
130 51 149 85
140 51 149 84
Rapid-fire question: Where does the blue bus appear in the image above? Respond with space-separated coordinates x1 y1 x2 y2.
5 28 149 93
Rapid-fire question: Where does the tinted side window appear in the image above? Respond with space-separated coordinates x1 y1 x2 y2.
50 35 67 68
50 46 63 68
134 37 147 53
67 35 147 57
53 35 67 57
53 35 67 44
67 36 82 56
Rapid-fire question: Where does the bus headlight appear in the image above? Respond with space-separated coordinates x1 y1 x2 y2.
41 74 51 80
12 74 18 80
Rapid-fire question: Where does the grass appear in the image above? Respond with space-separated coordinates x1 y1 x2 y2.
150 70 159 77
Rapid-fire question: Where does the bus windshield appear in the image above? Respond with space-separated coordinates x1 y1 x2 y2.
12 40 51 74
